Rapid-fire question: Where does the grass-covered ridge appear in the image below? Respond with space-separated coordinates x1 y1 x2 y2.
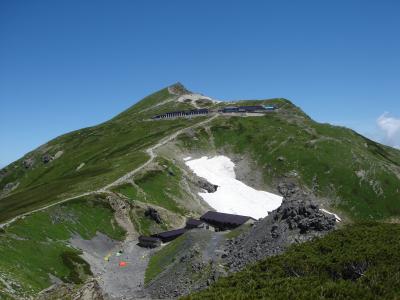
0 85 207 223
186 222 400 300
177 100 400 220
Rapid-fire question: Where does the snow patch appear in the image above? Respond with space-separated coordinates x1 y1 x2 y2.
177 93 221 104
320 208 342 222
76 162 85 171
185 156 282 219
183 156 192 161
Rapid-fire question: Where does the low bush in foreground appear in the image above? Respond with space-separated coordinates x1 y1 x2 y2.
186 222 400 299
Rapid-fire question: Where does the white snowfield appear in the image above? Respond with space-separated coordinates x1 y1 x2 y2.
185 156 283 219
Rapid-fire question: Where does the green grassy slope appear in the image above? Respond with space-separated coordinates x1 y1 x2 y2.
186 222 400 300
0 194 125 298
0 85 207 223
177 100 400 220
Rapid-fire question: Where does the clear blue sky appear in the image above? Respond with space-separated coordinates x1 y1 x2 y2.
1 0 400 167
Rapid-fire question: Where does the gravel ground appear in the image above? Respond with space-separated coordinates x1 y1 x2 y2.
70 233 154 299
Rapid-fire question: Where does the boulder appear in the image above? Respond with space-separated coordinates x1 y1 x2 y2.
42 153 54 164
22 157 35 169
145 207 162 223
197 178 218 193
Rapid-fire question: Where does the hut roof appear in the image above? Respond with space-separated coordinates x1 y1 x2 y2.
186 218 204 227
200 211 254 226
139 236 160 243
238 105 266 111
152 228 187 239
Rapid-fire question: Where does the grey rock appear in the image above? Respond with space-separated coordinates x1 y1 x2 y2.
22 157 35 169
0 168 8 180
223 187 336 272
42 153 54 164
197 178 218 193
2 181 19 193
145 207 162 224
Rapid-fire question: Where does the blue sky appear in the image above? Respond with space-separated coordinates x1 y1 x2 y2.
1 0 400 167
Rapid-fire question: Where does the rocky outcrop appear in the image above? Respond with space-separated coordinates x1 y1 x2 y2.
107 195 137 240
0 181 20 199
168 83 191 95
37 279 104 300
223 184 336 272
0 168 8 180
2 181 19 193
22 157 35 169
145 207 162 224
197 178 218 193
72 279 104 300
42 153 54 164
276 197 335 233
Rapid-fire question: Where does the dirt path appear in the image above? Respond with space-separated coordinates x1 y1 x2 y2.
0 115 218 230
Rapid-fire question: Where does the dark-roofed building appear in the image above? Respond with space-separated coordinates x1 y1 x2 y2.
151 228 187 243
152 109 209 120
200 211 255 231
185 218 205 229
219 106 239 113
138 236 161 248
238 105 266 113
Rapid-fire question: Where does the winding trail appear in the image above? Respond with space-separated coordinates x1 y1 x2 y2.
0 114 218 230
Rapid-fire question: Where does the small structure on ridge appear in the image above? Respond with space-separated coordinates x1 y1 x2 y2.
138 236 161 248
200 211 255 231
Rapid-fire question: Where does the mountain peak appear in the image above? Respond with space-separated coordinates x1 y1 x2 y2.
168 82 191 95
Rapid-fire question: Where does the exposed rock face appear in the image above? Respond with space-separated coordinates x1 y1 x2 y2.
223 184 336 272
72 279 104 300
168 83 191 95
0 168 8 180
145 207 162 224
37 279 104 300
0 181 20 199
53 150 64 159
22 157 35 169
42 153 54 164
277 197 335 233
2 181 19 193
197 178 218 193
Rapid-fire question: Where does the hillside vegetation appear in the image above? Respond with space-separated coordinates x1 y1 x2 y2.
0 86 204 223
177 101 400 220
186 222 400 300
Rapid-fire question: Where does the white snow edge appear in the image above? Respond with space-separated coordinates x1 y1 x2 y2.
320 208 342 222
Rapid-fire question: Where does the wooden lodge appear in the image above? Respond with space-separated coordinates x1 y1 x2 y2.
138 236 161 248
218 105 276 114
185 218 206 229
200 211 255 231
138 212 257 248
152 108 209 120
151 228 187 243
